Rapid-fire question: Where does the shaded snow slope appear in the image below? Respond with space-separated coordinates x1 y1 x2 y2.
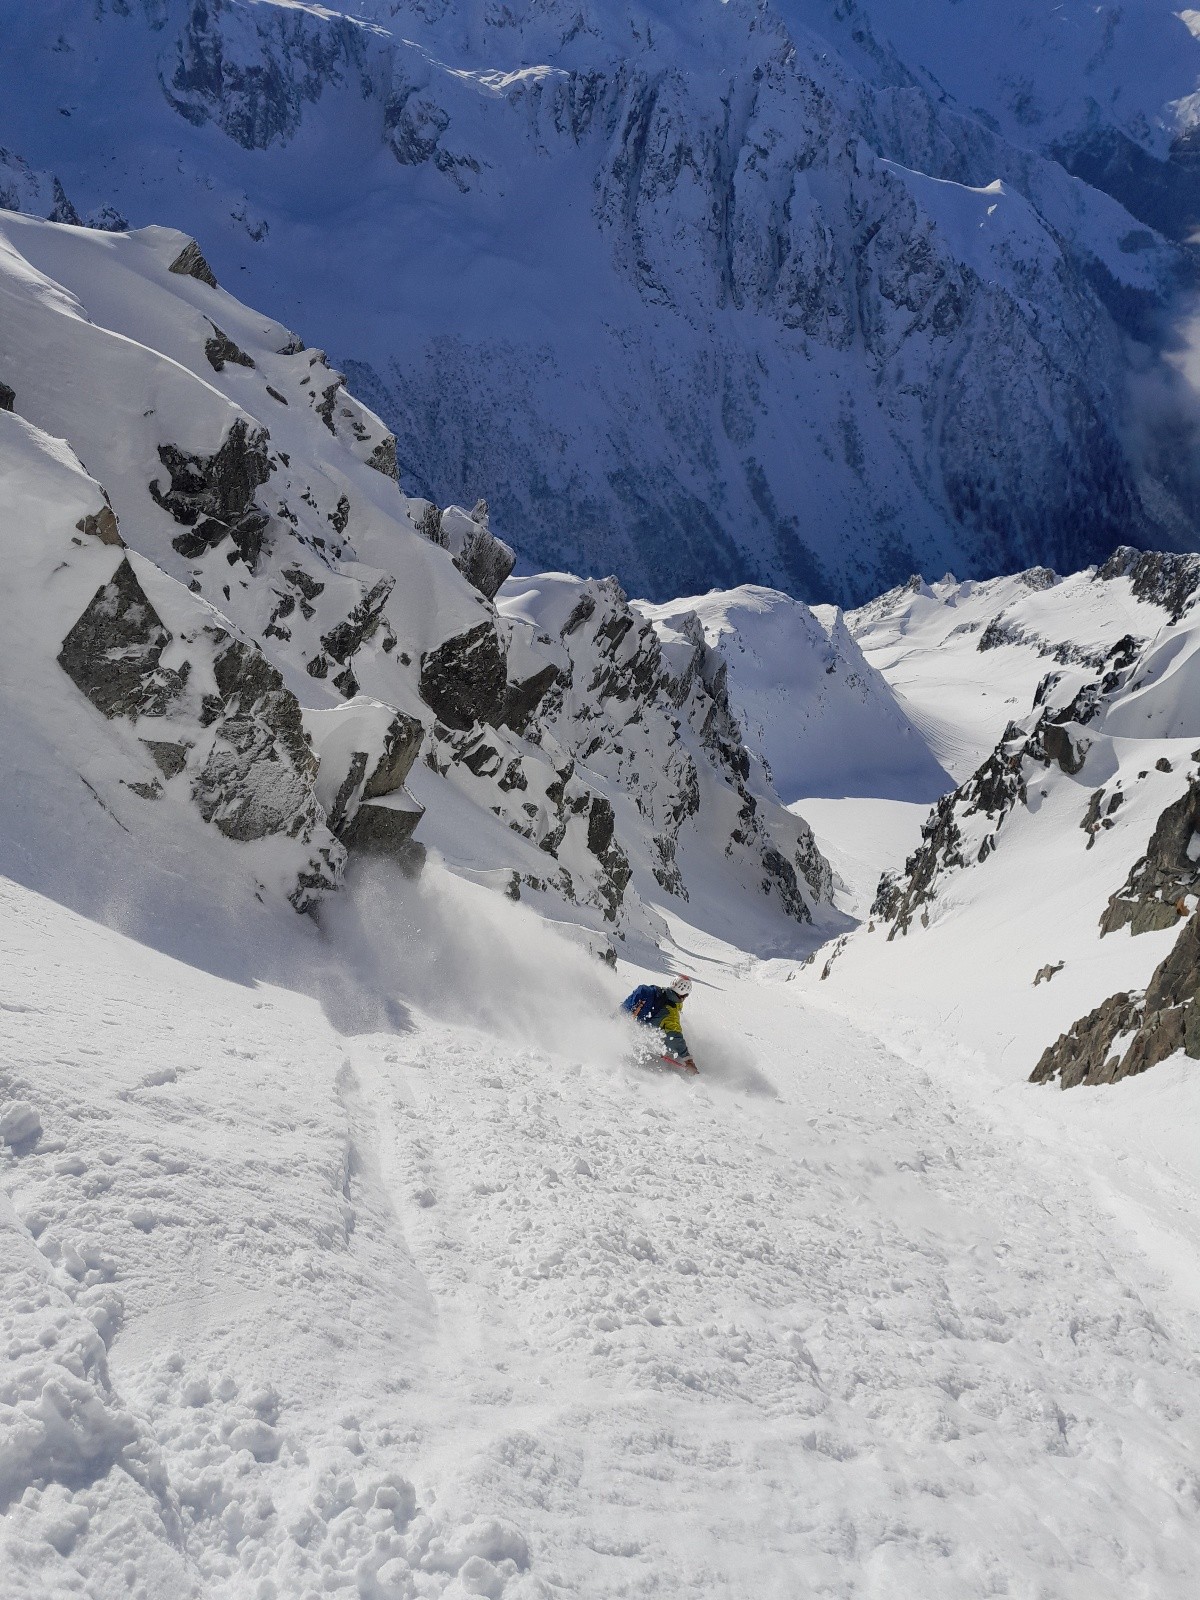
641 586 952 803
1 1 1198 599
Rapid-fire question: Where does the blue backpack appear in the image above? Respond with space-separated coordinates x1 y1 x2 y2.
622 984 671 1027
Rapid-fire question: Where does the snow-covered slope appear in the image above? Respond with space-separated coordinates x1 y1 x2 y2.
641 586 951 803
1 1 1198 600
820 549 1200 1094
5 768 1200 1596
0 209 832 953
5 211 1200 1591
848 563 1183 779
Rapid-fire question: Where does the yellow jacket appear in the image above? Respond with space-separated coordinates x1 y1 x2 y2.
658 999 685 1035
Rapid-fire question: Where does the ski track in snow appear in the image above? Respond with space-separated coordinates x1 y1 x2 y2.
3 877 1200 1597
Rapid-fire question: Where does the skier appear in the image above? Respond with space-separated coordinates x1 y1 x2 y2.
621 974 698 1073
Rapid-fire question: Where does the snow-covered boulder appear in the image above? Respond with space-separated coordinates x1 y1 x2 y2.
430 502 517 602
0 1102 41 1147
306 698 426 876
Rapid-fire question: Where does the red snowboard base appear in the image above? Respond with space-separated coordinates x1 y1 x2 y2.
658 1053 699 1076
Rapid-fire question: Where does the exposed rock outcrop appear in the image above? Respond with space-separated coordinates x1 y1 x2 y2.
419 623 508 733
193 634 323 849
1100 780 1200 936
205 324 256 373
75 505 123 547
423 502 517 602
150 419 273 569
56 555 342 912
58 559 184 722
1096 547 1200 624
872 731 1027 934
1031 910 1200 1087
167 237 218 288
873 631 1145 935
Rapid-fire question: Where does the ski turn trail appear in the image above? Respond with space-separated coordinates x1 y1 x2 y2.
3 867 1199 1598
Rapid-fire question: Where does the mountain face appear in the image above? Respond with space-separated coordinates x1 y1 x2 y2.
639 585 951 804
828 552 1200 1087
2 1 1200 602
0 209 833 952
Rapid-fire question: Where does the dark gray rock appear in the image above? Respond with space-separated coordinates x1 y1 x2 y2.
204 324 256 373
343 795 425 861
126 778 163 800
150 419 272 569
75 506 123 547
586 796 615 857
419 622 508 731
57 558 185 720
594 835 633 923
1040 720 1090 776
325 750 369 833
1032 910 1200 1088
1030 989 1143 1089
0 381 14 412
1096 547 1200 623
362 712 424 800
436 505 516 601
168 238 218 288
143 740 189 779
190 632 342 913
761 847 812 925
318 577 394 669
367 435 399 480
1101 780 1200 935
502 664 563 735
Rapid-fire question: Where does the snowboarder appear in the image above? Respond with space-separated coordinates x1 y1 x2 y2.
621 975 698 1073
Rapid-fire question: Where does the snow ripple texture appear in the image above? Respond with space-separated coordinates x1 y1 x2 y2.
2 869 1199 1597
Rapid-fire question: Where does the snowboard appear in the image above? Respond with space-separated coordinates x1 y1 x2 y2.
658 1052 699 1076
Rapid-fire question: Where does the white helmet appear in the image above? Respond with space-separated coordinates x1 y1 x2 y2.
670 974 693 996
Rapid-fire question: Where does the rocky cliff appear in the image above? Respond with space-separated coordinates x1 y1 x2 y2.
0 209 831 948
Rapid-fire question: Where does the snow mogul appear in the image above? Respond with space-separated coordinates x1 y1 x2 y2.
621 975 698 1074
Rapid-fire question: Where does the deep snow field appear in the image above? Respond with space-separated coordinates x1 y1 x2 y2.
4 796 1200 1598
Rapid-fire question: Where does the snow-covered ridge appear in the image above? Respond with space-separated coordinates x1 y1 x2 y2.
2 0 1199 600
639 585 951 804
0 209 832 950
